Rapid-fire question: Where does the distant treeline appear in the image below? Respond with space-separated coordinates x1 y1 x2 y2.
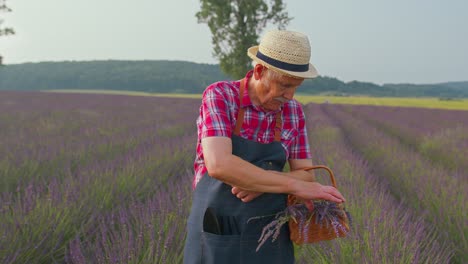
1 60 467 98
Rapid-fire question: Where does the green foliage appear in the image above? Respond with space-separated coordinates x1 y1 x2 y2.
196 0 291 79
0 0 14 37
1 60 468 97
0 60 229 93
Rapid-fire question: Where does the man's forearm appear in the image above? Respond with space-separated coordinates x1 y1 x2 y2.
281 170 316 182
207 154 298 194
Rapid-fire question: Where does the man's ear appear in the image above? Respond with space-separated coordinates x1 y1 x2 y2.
253 64 265 80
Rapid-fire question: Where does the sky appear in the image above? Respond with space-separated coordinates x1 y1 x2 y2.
0 0 467 85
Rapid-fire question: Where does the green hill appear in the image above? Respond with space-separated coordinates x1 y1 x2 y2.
1 60 467 98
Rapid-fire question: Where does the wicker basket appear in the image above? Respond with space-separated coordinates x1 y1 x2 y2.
288 165 350 244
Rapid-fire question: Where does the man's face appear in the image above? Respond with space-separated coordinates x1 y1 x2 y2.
257 69 304 111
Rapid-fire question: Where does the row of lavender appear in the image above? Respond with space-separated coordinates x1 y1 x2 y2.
315 104 466 263
0 91 200 263
295 104 453 263
340 105 468 174
1 91 466 263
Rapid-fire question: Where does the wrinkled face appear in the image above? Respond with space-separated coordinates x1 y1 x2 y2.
256 66 304 111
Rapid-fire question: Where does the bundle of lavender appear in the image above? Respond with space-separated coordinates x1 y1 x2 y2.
250 200 351 252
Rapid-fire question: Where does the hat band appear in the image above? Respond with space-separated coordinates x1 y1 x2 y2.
257 51 309 72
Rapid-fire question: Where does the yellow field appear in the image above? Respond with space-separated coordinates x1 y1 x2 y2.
294 95 468 110
46 90 468 110
46 89 202 99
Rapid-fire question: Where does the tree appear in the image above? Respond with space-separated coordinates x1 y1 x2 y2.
196 0 291 79
0 0 14 36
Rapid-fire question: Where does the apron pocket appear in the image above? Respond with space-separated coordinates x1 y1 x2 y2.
240 235 294 264
201 231 241 264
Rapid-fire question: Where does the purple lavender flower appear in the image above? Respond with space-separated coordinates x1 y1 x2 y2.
250 201 351 251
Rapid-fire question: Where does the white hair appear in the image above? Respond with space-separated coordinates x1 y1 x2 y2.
252 61 283 83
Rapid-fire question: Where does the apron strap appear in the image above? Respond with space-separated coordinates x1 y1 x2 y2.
274 111 282 142
234 78 282 142
233 78 246 136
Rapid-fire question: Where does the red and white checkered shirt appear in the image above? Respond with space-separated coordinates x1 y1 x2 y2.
193 70 312 188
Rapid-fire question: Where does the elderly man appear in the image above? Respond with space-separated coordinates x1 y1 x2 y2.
183 30 345 264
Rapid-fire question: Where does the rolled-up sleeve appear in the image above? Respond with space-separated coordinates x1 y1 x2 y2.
199 84 232 139
287 104 312 160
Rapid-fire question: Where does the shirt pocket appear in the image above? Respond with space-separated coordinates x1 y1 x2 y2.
280 129 299 157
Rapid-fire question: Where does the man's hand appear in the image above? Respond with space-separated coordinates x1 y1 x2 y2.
231 186 263 202
292 180 346 204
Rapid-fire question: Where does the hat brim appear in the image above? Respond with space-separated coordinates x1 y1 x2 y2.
247 46 318 79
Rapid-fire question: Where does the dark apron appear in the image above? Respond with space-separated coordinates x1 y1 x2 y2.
183 79 294 264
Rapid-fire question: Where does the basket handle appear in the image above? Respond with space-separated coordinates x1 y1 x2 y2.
294 165 337 188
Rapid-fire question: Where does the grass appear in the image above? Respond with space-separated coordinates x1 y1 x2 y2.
45 90 468 110
294 94 468 110
45 89 202 99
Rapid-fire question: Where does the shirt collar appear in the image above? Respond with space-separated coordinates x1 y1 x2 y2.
240 70 254 108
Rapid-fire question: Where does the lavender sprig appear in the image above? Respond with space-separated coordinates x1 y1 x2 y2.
249 201 351 251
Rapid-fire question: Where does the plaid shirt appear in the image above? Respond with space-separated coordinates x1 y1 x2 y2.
193 70 311 188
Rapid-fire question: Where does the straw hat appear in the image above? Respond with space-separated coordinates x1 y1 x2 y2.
247 30 318 79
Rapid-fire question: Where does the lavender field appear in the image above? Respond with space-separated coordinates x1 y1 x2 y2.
1 91 467 263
